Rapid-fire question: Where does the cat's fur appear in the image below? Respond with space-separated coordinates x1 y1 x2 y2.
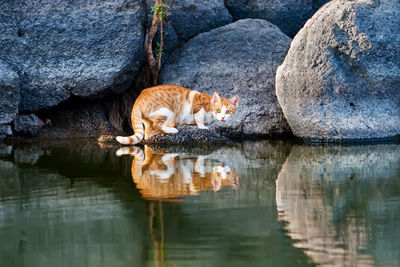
116 85 239 145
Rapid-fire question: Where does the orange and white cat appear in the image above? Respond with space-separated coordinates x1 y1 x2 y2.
116 85 239 145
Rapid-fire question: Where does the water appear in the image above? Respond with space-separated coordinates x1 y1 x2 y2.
0 140 399 267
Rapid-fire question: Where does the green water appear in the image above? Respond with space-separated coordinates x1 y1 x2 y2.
0 140 399 267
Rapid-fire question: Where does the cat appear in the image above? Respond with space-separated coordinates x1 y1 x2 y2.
116 85 239 145
116 146 239 199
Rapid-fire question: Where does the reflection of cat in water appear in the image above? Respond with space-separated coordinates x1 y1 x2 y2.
117 146 239 200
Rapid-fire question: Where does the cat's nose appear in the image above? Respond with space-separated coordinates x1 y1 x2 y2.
221 117 225 120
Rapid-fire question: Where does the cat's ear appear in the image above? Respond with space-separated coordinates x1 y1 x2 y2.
230 95 239 108
212 92 221 104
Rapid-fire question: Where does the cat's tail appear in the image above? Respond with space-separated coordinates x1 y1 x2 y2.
116 108 144 145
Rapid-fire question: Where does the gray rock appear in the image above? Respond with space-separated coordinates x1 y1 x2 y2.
13 114 45 137
159 25 180 64
0 61 20 136
38 101 120 139
145 0 232 42
0 61 20 125
224 0 330 37
146 0 231 61
159 19 292 137
168 0 232 40
276 0 400 142
0 125 12 137
0 0 146 112
142 125 232 145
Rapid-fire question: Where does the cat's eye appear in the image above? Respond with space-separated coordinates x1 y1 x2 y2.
216 109 221 113
226 110 232 114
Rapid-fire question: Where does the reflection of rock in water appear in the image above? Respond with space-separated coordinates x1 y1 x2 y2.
117 146 239 200
0 145 12 157
0 157 147 267
13 145 45 164
276 145 400 267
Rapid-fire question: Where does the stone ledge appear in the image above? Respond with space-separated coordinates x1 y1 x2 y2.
98 125 232 146
142 125 232 145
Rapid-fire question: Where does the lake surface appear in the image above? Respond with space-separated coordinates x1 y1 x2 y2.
0 140 399 267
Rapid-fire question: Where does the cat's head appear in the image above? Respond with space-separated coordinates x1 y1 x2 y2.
211 92 239 121
211 165 239 192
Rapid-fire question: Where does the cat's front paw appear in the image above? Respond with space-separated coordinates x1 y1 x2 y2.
162 126 179 134
197 125 209 130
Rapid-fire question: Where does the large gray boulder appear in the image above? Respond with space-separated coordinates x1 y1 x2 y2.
169 0 232 40
276 0 400 142
0 61 20 136
159 19 292 137
224 0 330 37
0 0 145 112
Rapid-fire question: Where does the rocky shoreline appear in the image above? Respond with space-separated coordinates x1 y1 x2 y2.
0 0 399 144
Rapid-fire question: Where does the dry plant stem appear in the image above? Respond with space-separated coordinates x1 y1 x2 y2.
108 0 168 130
145 0 163 85
157 18 164 70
